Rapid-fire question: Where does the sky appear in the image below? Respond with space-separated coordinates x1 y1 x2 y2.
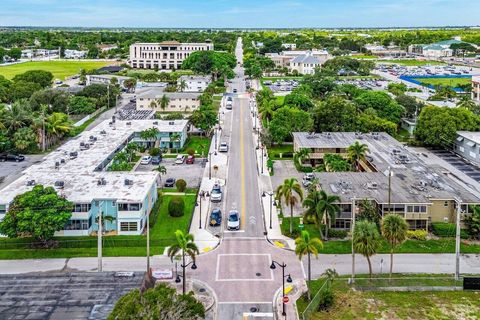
0 0 479 28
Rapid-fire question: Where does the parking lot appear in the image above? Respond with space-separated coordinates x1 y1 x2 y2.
135 157 205 188
263 79 299 92
376 63 478 77
334 79 389 91
0 272 144 320
0 155 45 189
429 149 480 182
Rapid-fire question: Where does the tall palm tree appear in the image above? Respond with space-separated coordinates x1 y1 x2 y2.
353 220 381 279
347 141 369 171
294 148 310 166
258 99 275 123
157 94 170 111
318 190 340 240
178 80 188 92
303 190 325 239
295 230 323 300
276 178 303 235
167 230 199 294
45 112 71 148
381 214 408 278
124 142 138 162
153 165 167 187
2 100 31 132
149 100 157 110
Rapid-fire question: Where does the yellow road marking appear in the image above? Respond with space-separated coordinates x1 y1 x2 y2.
240 99 246 229
203 247 212 253
273 241 285 248
284 285 293 295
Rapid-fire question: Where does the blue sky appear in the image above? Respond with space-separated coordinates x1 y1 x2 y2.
1 0 478 28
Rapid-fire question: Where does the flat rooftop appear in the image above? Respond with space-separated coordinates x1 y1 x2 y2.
0 119 188 204
295 132 480 204
457 131 480 145
136 88 201 99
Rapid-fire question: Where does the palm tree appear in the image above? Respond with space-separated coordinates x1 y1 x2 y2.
157 94 170 111
170 132 181 153
178 79 188 92
2 100 31 132
353 220 381 278
123 78 137 93
276 178 303 235
258 99 275 123
294 148 310 166
45 112 71 148
381 214 408 278
303 190 325 239
149 100 157 110
347 141 369 171
318 191 340 240
124 142 138 162
322 268 338 289
295 230 323 300
167 230 199 294
153 165 167 187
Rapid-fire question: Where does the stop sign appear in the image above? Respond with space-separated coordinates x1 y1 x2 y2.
283 296 289 303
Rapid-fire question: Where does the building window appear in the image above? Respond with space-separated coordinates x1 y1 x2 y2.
406 205 427 213
73 203 92 213
0 205 6 215
333 219 351 229
120 222 138 231
444 201 449 207
65 219 90 230
118 203 142 211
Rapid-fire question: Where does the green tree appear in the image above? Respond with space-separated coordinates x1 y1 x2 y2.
355 91 405 123
347 141 369 171
158 94 170 111
312 96 357 132
9 81 42 101
303 190 325 239
269 107 313 144
317 190 340 240
108 283 205 320
353 220 381 278
123 78 137 93
276 178 303 235
167 230 200 293
381 214 409 277
283 93 315 111
464 206 480 240
0 185 73 245
8 48 22 60
189 105 218 136
178 79 188 92
153 165 167 187
13 127 37 152
13 70 54 88
295 230 323 300
170 132 181 153
182 51 236 81
68 96 96 115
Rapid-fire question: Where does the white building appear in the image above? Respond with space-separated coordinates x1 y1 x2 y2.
128 41 214 70
472 76 480 102
86 75 132 90
289 52 323 75
21 49 59 59
136 88 201 113
266 50 330 72
282 43 297 50
177 75 211 92
64 49 88 59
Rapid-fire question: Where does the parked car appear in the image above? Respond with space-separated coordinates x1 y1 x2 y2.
151 156 162 165
227 210 240 231
226 100 233 110
219 142 229 152
210 208 222 226
233 88 237 93
210 183 222 202
175 155 186 164
186 155 195 164
140 156 152 165
0 154 25 162
164 178 176 187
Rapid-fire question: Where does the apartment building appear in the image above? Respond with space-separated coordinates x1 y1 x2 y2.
472 76 480 102
293 131 480 230
136 87 201 113
128 40 214 70
0 119 189 237
86 75 132 90
454 131 480 167
178 75 211 92
265 50 330 74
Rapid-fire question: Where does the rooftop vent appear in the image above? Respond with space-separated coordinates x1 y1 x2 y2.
54 181 65 188
124 179 133 186
419 180 428 187
371 132 379 140
153 121 158 125
26 180 36 186
100 130 107 135
367 182 378 189
325 132 332 139
168 121 175 125
112 116 116 123
55 161 60 169
69 151 78 159
97 177 107 186
89 136 97 142
355 132 363 139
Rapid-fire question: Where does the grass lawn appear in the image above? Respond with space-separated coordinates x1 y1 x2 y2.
352 54 378 59
267 144 294 160
281 217 480 254
378 59 445 66
412 77 472 87
162 187 198 194
0 60 112 80
0 194 196 259
180 136 211 156
262 76 303 82
212 95 222 112
299 275 480 320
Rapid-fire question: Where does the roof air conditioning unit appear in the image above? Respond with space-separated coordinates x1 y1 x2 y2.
26 180 36 186
126 122 131 126
54 181 65 188
367 182 378 189
153 121 158 125
100 130 107 135
124 179 133 186
169 121 175 125
98 178 107 186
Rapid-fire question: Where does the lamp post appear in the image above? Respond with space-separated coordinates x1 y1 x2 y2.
175 257 197 295
270 260 293 317
197 190 205 229
261 146 264 174
208 152 213 180
262 191 274 229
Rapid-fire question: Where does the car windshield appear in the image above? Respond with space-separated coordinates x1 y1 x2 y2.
212 188 221 194
228 213 238 222
211 210 220 218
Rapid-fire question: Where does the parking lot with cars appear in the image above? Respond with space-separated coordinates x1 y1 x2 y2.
135 156 205 188
334 79 389 90
376 63 478 77
263 79 300 92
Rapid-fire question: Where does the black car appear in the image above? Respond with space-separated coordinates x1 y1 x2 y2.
209 208 222 226
164 178 176 187
0 154 25 162
151 156 162 165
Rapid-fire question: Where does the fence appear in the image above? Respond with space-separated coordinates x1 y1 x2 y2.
0 238 175 250
301 279 329 320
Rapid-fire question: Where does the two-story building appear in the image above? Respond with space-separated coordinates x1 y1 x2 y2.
178 75 211 92
472 76 480 102
135 87 201 113
454 131 480 167
86 75 132 90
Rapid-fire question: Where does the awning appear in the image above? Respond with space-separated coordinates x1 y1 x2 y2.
456 137 464 142
466 141 476 147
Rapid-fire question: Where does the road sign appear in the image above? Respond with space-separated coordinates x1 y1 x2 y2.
283 296 289 303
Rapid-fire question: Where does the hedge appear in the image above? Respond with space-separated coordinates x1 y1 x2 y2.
431 222 469 239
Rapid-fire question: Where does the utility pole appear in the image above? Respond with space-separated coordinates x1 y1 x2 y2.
351 196 356 284
387 166 392 215
97 201 103 272
455 198 462 281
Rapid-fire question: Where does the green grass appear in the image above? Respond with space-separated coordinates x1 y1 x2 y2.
281 217 480 254
299 274 480 320
212 95 222 112
413 77 472 87
180 136 211 157
262 76 303 82
267 144 294 160
275 95 285 106
378 59 445 66
0 194 196 259
162 187 198 194
352 54 378 59
0 60 112 80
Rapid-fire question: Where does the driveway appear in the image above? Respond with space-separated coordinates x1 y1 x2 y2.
0 155 45 189
271 160 307 217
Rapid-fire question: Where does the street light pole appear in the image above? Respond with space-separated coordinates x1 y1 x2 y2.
350 196 356 284
455 198 462 281
269 192 273 229
97 201 103 272
175 253 197 295
270 260 292 317
147 209 150 275
198 190 204 229
261 146 264 174
208 152 212 180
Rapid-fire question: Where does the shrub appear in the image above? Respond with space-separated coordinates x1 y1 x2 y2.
149 147 160 156
175 179 187 192
317 287 335 311
168 196 185 217
327 228 348 239
186 148 195 156
431 222 469 239
406 229 427 241
294 159 313 173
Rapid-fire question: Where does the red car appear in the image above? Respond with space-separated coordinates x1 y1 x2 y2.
186 155 195 164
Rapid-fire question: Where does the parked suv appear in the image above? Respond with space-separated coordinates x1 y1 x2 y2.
302 173 315 188
209 208 222 227
0 154 25 162
175 155 186 164
210 183 222 202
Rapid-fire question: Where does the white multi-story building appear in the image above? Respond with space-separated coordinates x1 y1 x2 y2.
136 88 201 113
177 75 211 92
86 75 132 90
266 50 330 74
64 49 88 59
128 41 214 70
472 76 480 102
289 52 325 75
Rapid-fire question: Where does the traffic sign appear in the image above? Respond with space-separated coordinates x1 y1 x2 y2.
283 296 289 303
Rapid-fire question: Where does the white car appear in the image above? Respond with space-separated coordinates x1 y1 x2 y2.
219 142 229 152
140 156 152 165
210 184 222 202
175 155 185 164
227 210 240 231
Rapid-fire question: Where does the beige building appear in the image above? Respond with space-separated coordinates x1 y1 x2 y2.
136 88 201 113
266 50 330 74
472 76 480 102
128 41 214 70
293 132 480 230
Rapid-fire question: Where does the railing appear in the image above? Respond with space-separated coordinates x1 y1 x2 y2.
301 279 329 320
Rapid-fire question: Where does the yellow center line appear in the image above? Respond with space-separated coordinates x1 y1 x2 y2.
240 98 246 229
